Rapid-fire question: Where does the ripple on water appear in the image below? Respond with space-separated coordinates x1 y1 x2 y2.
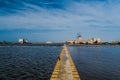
0 46 61 80
69 45 120 80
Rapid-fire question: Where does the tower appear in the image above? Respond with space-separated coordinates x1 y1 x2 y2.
77 33 82 40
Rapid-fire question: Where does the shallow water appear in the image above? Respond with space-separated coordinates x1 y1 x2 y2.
0 45 61 80
69 45 120 80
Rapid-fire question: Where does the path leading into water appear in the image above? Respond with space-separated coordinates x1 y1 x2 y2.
50 45 80 80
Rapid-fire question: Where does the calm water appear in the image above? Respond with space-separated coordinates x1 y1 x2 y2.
0 44 62 80
69 45 120 80
0 45 120 80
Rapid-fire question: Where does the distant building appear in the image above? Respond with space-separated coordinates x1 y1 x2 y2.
77 35 82 40
88 38 101 44
46 41 52 44
25 39 29 43
18 38 29 44
18 38 24 44
66 40 76 44
66 37 101 44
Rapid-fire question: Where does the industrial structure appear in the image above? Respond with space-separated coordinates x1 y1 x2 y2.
66 35 101 44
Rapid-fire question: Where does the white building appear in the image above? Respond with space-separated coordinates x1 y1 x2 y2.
88 38 101 44
66 40 76 44
66 38 101 44
18 38 24 44
77 35 82 40
46 41 52 44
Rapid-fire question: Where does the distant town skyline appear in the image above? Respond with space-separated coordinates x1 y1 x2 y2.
0 0 120 42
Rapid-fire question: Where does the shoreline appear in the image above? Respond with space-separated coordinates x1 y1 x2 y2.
0 42 120 46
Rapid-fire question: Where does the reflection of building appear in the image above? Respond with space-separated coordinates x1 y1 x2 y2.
66 37 101 44
18 38 29 44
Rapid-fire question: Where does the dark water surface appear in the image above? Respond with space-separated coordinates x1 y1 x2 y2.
0 44 120 80
69 45 120 80
0 44 62 80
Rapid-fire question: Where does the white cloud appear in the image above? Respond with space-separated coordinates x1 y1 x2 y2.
0 0 120 41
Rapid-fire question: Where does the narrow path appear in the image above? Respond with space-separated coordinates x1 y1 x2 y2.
58 46 73 80
50 44 80 80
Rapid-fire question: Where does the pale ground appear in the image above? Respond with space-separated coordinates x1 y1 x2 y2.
58 46 74 80
50 45 80 80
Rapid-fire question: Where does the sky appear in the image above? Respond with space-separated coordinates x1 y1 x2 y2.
0 0 120 42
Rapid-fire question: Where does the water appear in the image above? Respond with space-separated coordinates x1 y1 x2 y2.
0 45 120 80
0 44 62 80
69 45 120 80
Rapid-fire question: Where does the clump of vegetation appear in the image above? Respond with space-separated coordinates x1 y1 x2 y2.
0 41 8 44
111 41 120 45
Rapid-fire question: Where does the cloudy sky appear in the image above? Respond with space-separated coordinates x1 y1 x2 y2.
0 0 120 42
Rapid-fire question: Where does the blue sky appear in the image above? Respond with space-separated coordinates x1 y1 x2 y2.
0 0 120 42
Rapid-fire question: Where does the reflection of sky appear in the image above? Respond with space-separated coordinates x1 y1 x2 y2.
0 0 120 42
